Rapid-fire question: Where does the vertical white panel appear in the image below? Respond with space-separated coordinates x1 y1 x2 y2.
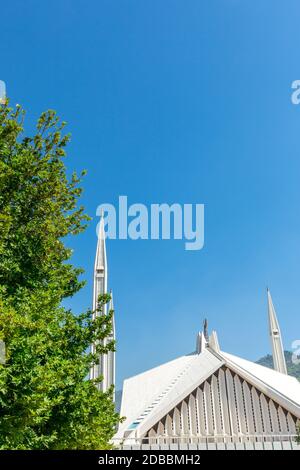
278 407 288 434
194 388 200 435
211 374 223 435
269 400 280 434
260 394 272 434
173 407 181 436
204 381 214 435
196 387 207 436
218 368 231 436
225 369 239 436
251 387 264 434
233 375 247 435
157 421 164 437
165 414 173 437
287 413 296 434
188 393 197 437
242 380 255 435
181 400 189 438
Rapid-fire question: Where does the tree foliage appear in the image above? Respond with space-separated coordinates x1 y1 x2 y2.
0 104 120 449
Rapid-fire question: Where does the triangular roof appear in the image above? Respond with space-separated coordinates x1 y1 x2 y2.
116 347 300 440
117 353 202 436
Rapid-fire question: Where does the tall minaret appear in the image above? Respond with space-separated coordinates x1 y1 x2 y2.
267 289 287 375
90 213 116 397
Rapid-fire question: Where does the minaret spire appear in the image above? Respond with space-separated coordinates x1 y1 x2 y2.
90 212 116 398
267 288 287 375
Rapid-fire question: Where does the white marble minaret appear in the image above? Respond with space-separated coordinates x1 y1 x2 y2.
90 213 116 398
267 288 287 375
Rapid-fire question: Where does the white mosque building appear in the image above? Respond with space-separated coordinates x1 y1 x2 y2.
91 215 300 450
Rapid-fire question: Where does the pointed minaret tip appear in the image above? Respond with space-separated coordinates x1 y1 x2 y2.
99 211 105 237
95 213 107 272
267 289 287 375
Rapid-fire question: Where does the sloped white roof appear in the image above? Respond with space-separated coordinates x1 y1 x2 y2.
117 353 195 438
116 346 300 440
222 351 300 411
116 348 223 439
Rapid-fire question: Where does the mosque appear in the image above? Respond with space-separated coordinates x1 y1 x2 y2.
91 215 300 450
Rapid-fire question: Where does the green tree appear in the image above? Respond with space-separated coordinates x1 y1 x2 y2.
0 103 120 449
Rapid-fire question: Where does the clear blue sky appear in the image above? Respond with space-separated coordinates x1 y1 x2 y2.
1 0 300 388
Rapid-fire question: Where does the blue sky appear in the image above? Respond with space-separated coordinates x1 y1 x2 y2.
1 0 300 388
